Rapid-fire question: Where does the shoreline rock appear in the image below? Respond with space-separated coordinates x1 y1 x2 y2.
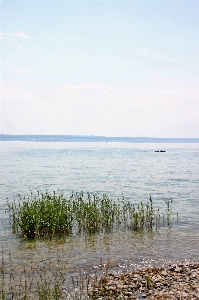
89 262 199 299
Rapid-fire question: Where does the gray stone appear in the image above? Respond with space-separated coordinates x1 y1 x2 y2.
161 271 167 276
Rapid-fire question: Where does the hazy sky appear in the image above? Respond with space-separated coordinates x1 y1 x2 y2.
1 0 199 137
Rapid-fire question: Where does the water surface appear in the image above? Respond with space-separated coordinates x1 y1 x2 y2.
0 141 199 291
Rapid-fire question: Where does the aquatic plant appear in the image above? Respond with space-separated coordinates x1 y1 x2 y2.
72 192 121 234
122 196 173 231
0 246 102 299
1 192 179 299
7 191 74 238
7 191 173 239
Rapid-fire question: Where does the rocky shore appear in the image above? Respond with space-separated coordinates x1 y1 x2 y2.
89 262 199 299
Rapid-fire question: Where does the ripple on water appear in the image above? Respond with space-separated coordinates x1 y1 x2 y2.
0 142 199 294
1 226 199 292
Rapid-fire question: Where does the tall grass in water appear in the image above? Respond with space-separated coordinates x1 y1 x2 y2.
7 191 173 239
73 192 121 234
4 192 175 299
7 191 74 238
0 246 93 300
122 196 172 230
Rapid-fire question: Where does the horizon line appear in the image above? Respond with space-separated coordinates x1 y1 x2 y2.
0 134 199 139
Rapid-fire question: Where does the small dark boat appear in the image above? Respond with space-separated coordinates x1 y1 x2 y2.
155 150 166 152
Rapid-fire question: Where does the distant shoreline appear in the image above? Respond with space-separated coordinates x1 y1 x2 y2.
1 134 199 143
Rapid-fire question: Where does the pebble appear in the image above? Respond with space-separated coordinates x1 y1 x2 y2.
89 262 199 299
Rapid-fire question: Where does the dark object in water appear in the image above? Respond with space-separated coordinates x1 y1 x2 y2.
155 150 166 152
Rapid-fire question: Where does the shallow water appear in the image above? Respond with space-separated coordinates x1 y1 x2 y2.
0 141 199 291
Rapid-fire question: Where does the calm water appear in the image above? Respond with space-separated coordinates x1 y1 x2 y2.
0 141 199 291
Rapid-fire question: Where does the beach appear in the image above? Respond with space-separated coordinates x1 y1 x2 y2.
90 261 199 299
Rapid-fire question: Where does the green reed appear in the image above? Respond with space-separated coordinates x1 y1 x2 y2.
72 192 121 234
0 246 90 300
1 245 108 300
7 191 74 238
7 191 173 239
122 195 172 231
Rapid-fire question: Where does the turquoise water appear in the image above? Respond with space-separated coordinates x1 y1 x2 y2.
0 141 199 291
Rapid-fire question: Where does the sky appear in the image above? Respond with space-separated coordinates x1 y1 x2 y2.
0 0 199 137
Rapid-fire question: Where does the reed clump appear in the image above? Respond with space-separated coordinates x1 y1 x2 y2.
7 191 173 239
7 191 74 239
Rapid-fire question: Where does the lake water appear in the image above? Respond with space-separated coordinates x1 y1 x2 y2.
0 141 199 292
